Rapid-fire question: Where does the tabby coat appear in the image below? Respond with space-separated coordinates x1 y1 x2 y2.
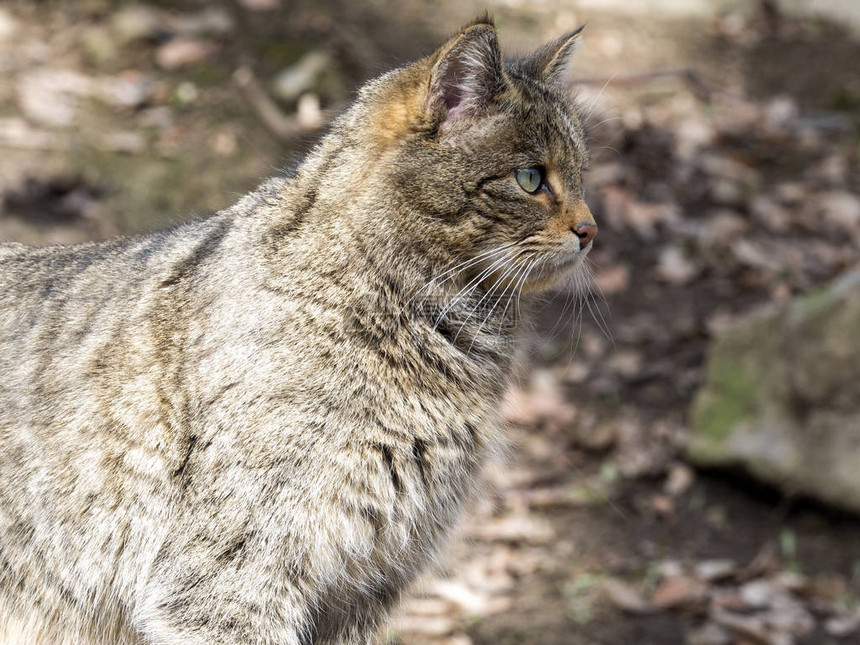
0 19 596 645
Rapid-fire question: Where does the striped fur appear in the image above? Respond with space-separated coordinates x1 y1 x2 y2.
0 18 595 644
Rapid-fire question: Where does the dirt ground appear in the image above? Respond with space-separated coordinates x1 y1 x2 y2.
1 1 859 643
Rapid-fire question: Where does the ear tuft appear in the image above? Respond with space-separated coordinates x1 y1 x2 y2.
524 25 585 92
463 11 495 30
426 22 503 124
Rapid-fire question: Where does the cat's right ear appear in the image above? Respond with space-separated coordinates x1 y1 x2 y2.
424 21 504 127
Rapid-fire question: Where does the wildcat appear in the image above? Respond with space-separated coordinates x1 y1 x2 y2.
0 17 597 645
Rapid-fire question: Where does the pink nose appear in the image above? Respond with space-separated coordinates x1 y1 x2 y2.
573 223 598 247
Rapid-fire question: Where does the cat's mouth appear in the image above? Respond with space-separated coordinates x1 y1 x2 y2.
472 241 591 295
520 245 590 293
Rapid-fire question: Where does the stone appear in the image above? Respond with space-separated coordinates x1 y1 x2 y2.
97 73 152 109
664 463 695 497
739 579 775 609
296 93 323 130
688 270 860 513
694 559 736 582
16 69 94 127
155 39 217 70
825 612 860 638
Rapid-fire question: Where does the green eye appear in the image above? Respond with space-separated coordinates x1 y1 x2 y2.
515 167 544 193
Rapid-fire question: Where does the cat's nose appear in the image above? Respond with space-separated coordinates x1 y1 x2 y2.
567 201 597 249
573 223 598 248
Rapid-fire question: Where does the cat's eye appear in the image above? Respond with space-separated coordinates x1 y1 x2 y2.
515 168 544 194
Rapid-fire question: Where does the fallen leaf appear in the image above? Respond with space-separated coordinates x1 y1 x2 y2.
155 39 217 70
655 245 697 284
651 575 708 609
600 578 652 614
650 494 675 517
711 610 772 645
739 579 776 609
593 263 630 294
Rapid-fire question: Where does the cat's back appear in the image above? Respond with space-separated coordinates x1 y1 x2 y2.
0 219 208 311
0 209 255 645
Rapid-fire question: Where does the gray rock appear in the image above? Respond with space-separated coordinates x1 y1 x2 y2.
688 270 860 513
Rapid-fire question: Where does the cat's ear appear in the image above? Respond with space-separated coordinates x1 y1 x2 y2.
523 25 584 93
425 20 504 124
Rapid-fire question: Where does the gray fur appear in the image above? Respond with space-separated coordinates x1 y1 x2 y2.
0 19 595 644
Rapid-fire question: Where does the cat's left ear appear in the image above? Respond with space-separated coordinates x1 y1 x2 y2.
524 25 584 93
425 21 504 125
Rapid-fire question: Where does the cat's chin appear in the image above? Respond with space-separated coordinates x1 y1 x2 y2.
521 251 587 293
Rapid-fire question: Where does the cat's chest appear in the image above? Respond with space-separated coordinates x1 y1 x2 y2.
359 358 503 513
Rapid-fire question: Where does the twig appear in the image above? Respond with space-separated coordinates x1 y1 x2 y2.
233 66 325 143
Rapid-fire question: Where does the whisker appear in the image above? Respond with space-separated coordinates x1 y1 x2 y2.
429 243 516 286
456 252 528 343
415 250 506 319
584 262 612 316
590 127 625 163
581 263 613 334
563 271 587 371
514 256 540 322
433 253 513 330
585 114 623 129
586 294 614 344
582 73 617 121
580 269 614 344
410 243 516 310
495 255 538 338
547 275 577 339
466 253 536 351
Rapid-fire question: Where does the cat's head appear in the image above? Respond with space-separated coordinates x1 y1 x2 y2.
345 17 595 294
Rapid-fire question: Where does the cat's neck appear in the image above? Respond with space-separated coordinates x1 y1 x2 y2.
255 167 526 375
347 227 524 375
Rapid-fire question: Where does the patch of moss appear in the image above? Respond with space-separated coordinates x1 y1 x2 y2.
688 315 779 464
689 357 759 463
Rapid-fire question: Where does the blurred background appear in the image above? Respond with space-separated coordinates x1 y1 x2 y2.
1 0 859 643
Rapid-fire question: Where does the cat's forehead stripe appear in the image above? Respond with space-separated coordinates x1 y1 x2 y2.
556 105 586 161
504 67 585 161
